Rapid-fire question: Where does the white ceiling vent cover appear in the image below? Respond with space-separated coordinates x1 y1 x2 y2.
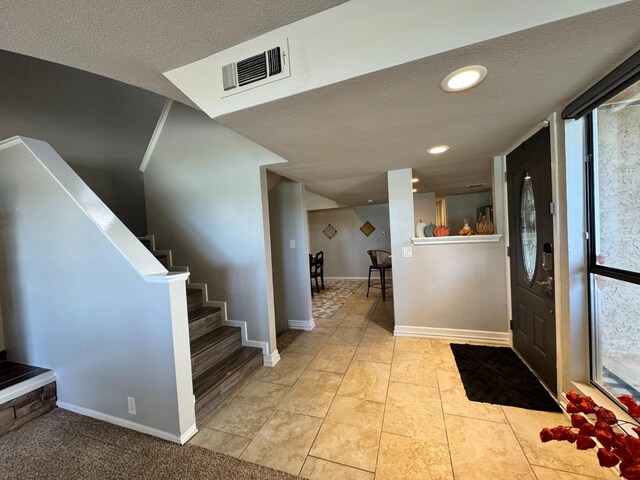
220 39 290 98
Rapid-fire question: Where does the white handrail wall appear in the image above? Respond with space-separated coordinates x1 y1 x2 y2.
0 136 195 443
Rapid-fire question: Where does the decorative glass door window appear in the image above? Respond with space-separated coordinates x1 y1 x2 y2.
587 78 640 414
520 175 537 283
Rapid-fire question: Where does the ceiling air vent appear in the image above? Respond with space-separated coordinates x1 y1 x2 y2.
220 40 290 98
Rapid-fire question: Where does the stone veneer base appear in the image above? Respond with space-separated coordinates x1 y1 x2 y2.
0 381 56 437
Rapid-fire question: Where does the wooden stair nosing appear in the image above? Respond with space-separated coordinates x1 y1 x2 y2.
194 347 263 424
188 306 221 323
190 326 240 358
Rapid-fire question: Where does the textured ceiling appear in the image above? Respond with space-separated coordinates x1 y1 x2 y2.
0 0 347 106
218 2 640 205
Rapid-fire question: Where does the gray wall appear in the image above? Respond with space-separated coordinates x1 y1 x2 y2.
445 191 493 233
0 50 165 235
268 174 313 333
0 139 193 438
413 192 437 232
388 168 508 337
308 204 391 278
144 101 284 349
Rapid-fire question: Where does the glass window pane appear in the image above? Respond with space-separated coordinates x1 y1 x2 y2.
520 175 537 283
591 274 640 407
594 84 640 273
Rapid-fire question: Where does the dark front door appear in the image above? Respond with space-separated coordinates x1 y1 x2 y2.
507 126 557 394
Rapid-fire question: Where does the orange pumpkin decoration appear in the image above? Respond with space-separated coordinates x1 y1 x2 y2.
434 225 449 237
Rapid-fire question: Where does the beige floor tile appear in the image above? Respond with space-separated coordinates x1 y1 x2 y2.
445 414 536 480
394 336 433 354
390 350 438 387
353 335 395 364
310 395 384 472
189 427 250 457
532 465 613 480
277 370 343 418
205 380 289 438
363 319 394 338
431 340 460 371
285 332 330 355
436 370 507 423
308 344 357 374
327 326 366 346
503 406 617 479
351 302 377 315
312 325 338 335
240 410 322 476
337 360 391 403
253 352 314 386
383 381 446 444
376 432 454 480
329 308 351 321
315 317 342 328
341 313 370 328
300 457 374 480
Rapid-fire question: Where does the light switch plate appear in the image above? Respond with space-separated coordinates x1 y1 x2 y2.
289 240 295 248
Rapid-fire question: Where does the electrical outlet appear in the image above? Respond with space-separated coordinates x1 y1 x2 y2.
127 396 136 415
289 240 295 249
402 247 413 257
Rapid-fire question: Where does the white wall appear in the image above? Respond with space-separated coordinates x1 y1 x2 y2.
305 190 342 211
0 137 194 442
166 0 627 118
144 101 285 354
388 168 509 342
268 175 313 333
308 204 391 279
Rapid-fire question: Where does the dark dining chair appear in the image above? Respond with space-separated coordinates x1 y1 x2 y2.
366 249 392 301
310 252 324 295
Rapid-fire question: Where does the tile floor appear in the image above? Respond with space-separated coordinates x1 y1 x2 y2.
190 283 616 480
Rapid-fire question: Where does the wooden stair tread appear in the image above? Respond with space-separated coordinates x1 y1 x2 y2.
0 361 50 390
193 347 262 400
188 306 221 323
186 288 201 296
190 326 239 356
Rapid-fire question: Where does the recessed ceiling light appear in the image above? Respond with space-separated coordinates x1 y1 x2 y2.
441 65 487 92
412 178 419 183
427 145 450 155
367 199 373 203
412 188 418 193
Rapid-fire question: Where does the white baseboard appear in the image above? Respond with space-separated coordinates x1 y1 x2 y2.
288 318 316 331
0 371 56 405
324 277 368 281
224 318 271 359
57 401 197 444
393 325 510 345
264 349 281 367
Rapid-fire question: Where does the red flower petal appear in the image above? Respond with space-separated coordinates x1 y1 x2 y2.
567 390 582 403
626 436 640 462
620 461 640 480
596 407 618 425
571 414 589 428
595 429 615 449
618 395 638 408
579 423 596 436
566 402 580 413
540 428 555 443
597 448 620 468
576 434 597 450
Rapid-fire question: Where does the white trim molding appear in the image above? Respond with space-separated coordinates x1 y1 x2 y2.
394 325 510 345
57 401 197 444
412 234 502 245
324 276 368 281
140 99 173 173
263 349 281 367
0 371 56 405
288 318 316 331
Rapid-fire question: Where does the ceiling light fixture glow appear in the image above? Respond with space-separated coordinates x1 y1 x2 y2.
412 178 419 183
412 188 418 193
441 65 487 92
427 145 450 155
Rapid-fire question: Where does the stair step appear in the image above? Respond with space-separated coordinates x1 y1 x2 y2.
194 347 263 424
191 327 242 379
138 238 152 251
154 253 168 267
189 307 222 341
186 288 203 312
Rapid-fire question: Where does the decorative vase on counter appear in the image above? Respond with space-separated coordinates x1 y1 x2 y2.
424 222 436 237
476 215 495 235
416 219 427 238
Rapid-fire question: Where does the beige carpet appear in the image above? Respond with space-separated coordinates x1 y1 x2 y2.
0 408 300 480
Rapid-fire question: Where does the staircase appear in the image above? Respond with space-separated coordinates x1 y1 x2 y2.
139 236 263 424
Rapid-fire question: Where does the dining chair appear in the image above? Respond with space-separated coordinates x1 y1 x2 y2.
366 249 392 301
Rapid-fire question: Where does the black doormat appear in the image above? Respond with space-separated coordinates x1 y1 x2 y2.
450 344 561 413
